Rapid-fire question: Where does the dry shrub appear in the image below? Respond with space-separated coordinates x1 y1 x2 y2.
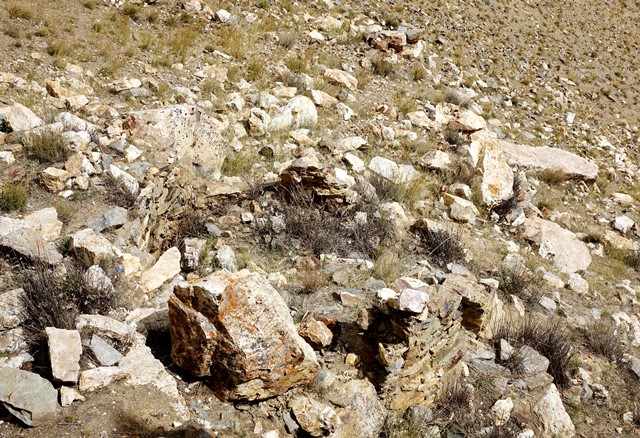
6 1 33 20
415 227 465 268
296 265 328 294
373 249 403 283
26 131 68 163
496 265 540 306
18 261 118 347
493 315 573 388
538 169 570 185
274 184 392 259
624 250 640 272
583 320 625 363
0 182 28 212
164 208 209 250
437 376 474 422
368 174 428 208
103 174 137 208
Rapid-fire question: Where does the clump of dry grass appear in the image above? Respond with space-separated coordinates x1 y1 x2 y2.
6 1 33 20
493 315 574 388
25 131 68 163
496 265 541 306
103 174 137 208
164 208 210 250
583 320 625 363
415 227 465 268
295 264 328 294
373 249 403 283
538 169 571 185
0 182 28 212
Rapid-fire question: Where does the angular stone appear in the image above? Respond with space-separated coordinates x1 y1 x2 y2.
123 105 226 173
516 345 549 374
298 317 333 349
391 288 430 314
290 396 341 437
59 386 85 407
0 288 26 330
522 217 591 274
327 379 386 438
78 366 126 392
181 237 207 271
443 193 479 223
88 334 122 366
0 368 57 426
216 245 238 272
501 141 598 181
87 207 128 232
109 164 139 196
46 328 82 383
435 103 486 131
0 210 63 264
323 69 358 90
268 96 317 132
368 156 420 184
0 103 43 132
168 270 319 400
140 247 182 293
477 138 514 206
69 228 115 265
84 265 116 295
532 384 575 437
309 89 339 108
39 167 70 193
76 314 134 342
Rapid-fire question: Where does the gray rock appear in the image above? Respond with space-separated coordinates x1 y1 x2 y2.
181 237 207 271
46 328 82 383
87 207 128 232
516 345 549 374
84 265 116 295
290 396 341 437
0 368 58 426
0 209 63 264
0 288 26 330
216 245 238 272
59 386 85 407
88 334 123 366
0 103 43 132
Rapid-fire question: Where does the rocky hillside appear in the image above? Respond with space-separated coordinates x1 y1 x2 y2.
1 0 640 437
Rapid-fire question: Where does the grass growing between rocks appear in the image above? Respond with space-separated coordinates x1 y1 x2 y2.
415 227 465 268
25 131 68 163
583 320 625 364
0 182 28 211
496 265 541 307
18 261 118 348
103 174 137 208
493 315 574 388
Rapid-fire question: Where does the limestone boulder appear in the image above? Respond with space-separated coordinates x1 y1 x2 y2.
45 327 82 383
0 209 63 264
531 384 575 437
40 167 70 193
69 228 115 265
474 137 514 206
435 103 486 132
0 368 58 427
368 156 420 184
168 270 319 400
0 103 43 132
323 69 358 90
522 217 591 273
122 105 226 173
139 247 182 293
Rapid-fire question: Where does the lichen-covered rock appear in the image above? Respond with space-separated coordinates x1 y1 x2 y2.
122 105 226 173
0 368 58 427
168 270 319 400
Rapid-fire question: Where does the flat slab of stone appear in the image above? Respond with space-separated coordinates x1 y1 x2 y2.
123 105 226 173
500 141 598 180
0 103 43 132
522 217 592 273
0 368 58 426
46 327 82 383
139 247 182 293
0 209 63 264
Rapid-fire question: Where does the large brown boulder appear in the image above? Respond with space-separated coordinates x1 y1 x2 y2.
168 270 319 401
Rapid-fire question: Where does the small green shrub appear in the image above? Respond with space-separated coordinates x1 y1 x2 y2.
0 182 28 211
26 131 68 163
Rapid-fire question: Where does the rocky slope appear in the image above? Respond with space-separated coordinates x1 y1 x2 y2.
1 0 640 437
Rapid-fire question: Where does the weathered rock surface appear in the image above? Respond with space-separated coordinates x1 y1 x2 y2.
290 396 341 437
0 288 25 330
123 105 226 173
0 103 43 132
69 228 115 264
475 137 514 206
436 102 486 131
139 247 182 293
0 208 63 264
0 368 58 426
46 328 82 383
168 270 319 400
531 384 576 437
522 217 592 273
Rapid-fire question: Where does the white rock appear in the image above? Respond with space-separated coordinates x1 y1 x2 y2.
59 386 85 406
435 102 486 131
368 156 420 184
532 384 575 437
614 215 635 234
391 288 429 313
522 217 591 274
69 228 115 264
377 288 397 301
568 273 589 295
342 153 365 172
0 151 15 164
324 69 358 90
139 247 182 293
216 245 238 272
46 327 82 383
442 193 479 224
109 165 139 196
0 103 43 132
490 398 513 426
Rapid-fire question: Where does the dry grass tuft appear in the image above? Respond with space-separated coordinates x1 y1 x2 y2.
26 131 69 163
493 315 574 388
583 320 625 363
6 1 33 20
103 174 137 208
538 169 571 185
415 227 465 268
496 265 541 306
0 182 28 212
295 264 328 294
